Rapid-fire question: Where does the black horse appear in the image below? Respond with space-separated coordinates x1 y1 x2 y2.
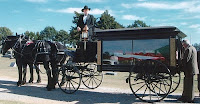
22 40 67 90
1 36 67 90
1 35 41 86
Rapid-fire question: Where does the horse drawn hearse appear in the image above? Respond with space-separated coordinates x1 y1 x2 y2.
57 26 186 102
1 26 186 102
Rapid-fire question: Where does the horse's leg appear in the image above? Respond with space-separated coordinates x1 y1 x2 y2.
51 61 58 88
16 60 22 86
43 62 53 91
22 64 27 85
60 55 67 86
35 64 41 83
28 64 34 83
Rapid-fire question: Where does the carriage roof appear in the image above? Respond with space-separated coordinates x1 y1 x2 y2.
95 26 186 40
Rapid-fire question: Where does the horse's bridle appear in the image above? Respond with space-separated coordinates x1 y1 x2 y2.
11 36 25 56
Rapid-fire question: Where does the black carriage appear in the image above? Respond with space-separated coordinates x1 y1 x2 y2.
57 39 103 94
58 26 186 102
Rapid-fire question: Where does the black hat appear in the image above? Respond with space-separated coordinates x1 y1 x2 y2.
82 5 91 12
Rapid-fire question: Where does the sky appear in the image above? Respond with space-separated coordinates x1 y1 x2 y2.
0 0 200 44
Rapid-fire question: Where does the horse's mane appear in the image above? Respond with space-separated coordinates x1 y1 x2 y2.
5 35 20 41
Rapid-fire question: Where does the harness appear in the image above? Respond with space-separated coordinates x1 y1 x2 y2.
35 40 50 55
12 36 26 56
53 41 65 55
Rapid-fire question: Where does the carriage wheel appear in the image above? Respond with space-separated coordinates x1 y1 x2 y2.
58 64 81 94
81 63 103 89
129 60 172 102
169 72 181 94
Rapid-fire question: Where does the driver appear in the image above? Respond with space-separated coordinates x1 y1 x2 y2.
77 5 94 41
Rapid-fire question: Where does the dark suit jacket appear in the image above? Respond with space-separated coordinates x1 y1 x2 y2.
182 45 199 75
197 51 200 68
77 14 94 37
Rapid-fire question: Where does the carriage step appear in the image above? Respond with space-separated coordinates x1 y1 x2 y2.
126 78 129 83
57 52 65 55
57 64 62 67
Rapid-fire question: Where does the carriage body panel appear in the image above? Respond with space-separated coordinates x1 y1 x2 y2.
94 26 186 72
73 41 97 63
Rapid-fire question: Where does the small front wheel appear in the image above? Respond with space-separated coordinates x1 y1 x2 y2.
82 63 103 89
58 64 81 94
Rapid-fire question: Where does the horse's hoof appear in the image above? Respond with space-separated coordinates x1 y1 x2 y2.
36 80 41 83
17 84 21 87
21 81 26 85
46 87 52 91
17 82 22 87
28 80 33 83
52 86 55 89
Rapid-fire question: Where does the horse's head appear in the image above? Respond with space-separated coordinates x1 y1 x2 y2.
1 36 20 55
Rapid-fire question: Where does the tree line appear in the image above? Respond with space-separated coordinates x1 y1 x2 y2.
0 10 150 46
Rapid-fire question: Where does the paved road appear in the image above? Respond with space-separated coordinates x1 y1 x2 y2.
0 77 200 104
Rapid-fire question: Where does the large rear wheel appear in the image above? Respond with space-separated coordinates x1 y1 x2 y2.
129 60 172 103
169 72 181 94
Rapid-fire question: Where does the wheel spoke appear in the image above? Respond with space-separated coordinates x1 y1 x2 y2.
70 71 76 77
65 81 69 91
82 71 90 76
69 80 71 92
70 81 76 90
93 76 102 82
93 71 99 75
159 82 161 94
71 79 79 85
92 77 98 86
149 85 152 101
87 77 92 87
93 72 101 76
92 78 94 88
142 86 148 98
129 60 171 102
162 78 171 86
131 81 144 86
150 83 160 100
151 82 158 91
83 77 90 83
151 82 166 93
82 64 102 89
135 83 146 93
58 66 81 94
159 81 170 86
162 79 168 93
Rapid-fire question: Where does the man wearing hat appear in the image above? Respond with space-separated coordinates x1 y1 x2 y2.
77 5 94 41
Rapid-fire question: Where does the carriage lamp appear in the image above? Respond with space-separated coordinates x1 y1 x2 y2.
80 31 89 41
81 32 88 50
80 25 89 42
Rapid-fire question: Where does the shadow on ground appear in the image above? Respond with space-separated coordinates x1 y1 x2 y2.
0 79 199 104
